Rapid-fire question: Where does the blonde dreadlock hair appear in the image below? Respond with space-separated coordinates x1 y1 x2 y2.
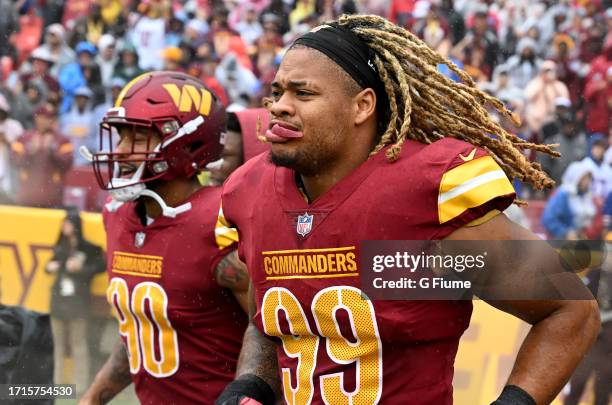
316 14 559 191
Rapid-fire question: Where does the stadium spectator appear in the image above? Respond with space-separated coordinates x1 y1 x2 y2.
540 98 588 185
19 47 61 103
69 3 108 48
189 57 229 107
45 208 105 395
261 0 291 35
10 105 73 208
0 94 23 202
440 0 465 45
111 42 144 82
413 2 451 56
161 47 184 72
59 86 97 167
10 80 47 130
59 41 105 112
39 23 77 78
584 65 612 135
549 33 583 107
388 0 416 27
503 37 542 90
235 4 263 47
96 34 117 88
0 0 19 65
492 64 523 102
524 60 570 133
93 77 125 124
541 161 597 239
604 190 612 239
581 133 610 198
215 53 259 105
62 0 94 30
130 1 166 71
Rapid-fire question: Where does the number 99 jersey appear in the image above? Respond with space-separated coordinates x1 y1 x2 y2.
103 186 247 404
217 138 516 404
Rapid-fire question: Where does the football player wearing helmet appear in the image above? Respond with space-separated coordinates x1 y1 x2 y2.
79 72 249 405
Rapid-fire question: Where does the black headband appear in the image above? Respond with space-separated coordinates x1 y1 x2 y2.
292 23 385 98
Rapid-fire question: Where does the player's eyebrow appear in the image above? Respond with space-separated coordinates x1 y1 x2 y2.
271 80 312 90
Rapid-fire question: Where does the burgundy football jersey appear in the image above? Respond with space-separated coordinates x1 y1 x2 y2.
103 186 248 404
217 138 515 404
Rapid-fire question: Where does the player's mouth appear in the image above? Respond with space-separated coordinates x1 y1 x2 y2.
118 164 139 178
265 121 304 143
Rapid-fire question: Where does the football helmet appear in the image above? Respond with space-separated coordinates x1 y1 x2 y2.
84 71 226 215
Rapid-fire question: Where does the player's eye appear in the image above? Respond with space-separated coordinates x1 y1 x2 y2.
296 90 312 97
270 90 282 100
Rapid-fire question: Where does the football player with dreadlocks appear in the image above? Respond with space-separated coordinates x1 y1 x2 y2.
214 15 600 405
78 72 249 405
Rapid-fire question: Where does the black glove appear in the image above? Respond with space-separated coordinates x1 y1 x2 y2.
215 374 276 405
491 385 537 405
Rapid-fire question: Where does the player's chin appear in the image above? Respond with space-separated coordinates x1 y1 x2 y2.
269 146 299 169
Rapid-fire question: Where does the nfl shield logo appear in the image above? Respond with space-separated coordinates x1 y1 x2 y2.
296 213 314 237
134 232 146 248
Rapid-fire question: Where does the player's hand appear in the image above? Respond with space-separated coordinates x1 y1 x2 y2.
46 260 60 273
215 374 275 405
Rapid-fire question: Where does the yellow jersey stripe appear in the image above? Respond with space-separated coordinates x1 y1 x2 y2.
439 156 501 194
439 170 507 204
439 178 514 224
465 209 501 227
215 204 239 249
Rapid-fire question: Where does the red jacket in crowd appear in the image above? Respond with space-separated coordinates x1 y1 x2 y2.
11 130 74 208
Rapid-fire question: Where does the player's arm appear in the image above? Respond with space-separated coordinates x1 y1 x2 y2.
216 281 280 405
215 249 249 312
446 213 600 405
78 338 132 405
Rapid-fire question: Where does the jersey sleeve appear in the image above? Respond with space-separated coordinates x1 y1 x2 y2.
215 202 239 250
423 138 516 238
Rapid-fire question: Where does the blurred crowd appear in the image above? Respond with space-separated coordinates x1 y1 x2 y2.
0 0 611 235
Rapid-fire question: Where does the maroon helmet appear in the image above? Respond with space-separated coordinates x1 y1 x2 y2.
92 71 226 195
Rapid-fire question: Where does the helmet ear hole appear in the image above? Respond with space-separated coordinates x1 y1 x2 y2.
188 141 204 153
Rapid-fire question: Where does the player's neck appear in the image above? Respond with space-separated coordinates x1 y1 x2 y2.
143 178 202 219
300 142 373 202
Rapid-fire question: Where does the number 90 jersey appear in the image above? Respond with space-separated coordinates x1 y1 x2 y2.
217 139 516 404
103 186 247 404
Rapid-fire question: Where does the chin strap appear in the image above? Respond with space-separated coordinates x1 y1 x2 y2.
138 189 192 218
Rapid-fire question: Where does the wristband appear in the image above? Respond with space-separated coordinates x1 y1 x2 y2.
491 385 537 405
215 374 275 405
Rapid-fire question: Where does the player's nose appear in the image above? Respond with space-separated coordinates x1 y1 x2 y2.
115 137 133 154
269 94 296 118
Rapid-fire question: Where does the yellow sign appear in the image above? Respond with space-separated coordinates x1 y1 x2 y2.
162 83 212 115
0 205 107 313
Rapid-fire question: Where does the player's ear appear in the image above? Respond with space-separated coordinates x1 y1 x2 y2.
353 88 376 126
